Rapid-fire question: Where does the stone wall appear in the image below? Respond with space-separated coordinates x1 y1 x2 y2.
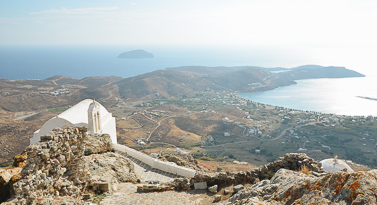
172 153 324 189
113 144 196 178
4 126 136 204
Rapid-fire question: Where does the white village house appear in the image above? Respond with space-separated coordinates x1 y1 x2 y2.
30 99 117 144
31 99 196 178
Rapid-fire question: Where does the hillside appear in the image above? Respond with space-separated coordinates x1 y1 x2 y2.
0 76 123 112
115 67 294 100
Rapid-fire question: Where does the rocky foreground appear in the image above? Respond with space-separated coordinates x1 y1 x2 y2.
1 126 377 204
0 127 136 204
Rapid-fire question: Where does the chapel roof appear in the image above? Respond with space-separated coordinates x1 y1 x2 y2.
320 158 354 173
58 99 109 125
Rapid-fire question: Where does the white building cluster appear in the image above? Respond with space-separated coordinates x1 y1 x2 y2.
39 88 70 96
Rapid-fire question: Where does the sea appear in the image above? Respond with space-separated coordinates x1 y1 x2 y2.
237 76 377 116
0 45 376 116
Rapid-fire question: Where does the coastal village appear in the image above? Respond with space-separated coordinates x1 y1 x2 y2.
1 94 376 204
110 90 377 168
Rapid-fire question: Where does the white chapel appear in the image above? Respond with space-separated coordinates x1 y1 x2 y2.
31 99 117 144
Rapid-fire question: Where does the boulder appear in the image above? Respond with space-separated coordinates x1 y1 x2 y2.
224 188 232 195
233 184 244 193
12 153 27 168
214 195 221 202
208 184 218 193
0 167 22 203
194 182 207 190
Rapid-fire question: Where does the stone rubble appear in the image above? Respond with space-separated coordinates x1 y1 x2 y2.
2 126 136 204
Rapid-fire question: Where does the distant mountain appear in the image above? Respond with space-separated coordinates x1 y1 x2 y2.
168 66 265 75
278 65 365 80
117 50 154 58
168 66 288 74
115 67 293 100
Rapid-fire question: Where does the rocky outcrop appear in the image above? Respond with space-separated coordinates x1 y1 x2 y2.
82 152 137 185
227 169 377 204
250 153 323 180
0 167 22 203
2 126 136 204
0 153 27 203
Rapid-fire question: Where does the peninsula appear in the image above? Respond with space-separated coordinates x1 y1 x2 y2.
117 49 154 59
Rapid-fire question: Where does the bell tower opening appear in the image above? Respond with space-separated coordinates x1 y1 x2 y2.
88 101 101 134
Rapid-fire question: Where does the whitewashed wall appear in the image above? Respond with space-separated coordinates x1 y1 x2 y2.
113 144 196 178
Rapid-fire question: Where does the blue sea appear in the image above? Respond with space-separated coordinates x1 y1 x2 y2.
0 45 281 80
0 45 376 116
238 76 377 116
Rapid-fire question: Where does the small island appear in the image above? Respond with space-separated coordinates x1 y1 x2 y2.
357 96 377 101
117 49 154 59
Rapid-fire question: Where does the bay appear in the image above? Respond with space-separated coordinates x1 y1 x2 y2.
237 76 377 116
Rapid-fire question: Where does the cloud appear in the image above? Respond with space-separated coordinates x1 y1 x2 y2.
30 7 119 15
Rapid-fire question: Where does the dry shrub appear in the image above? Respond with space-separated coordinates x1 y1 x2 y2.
300 165 310 175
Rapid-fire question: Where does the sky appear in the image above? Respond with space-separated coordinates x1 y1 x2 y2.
1 0 377 47
1 0 377 75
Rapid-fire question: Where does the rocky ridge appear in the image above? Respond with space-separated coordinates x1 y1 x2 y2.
226 168 377 204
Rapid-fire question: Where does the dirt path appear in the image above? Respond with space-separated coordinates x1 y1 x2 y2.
271 122 317 141
146 115 173 142
100 183 212 205
14 112 38 121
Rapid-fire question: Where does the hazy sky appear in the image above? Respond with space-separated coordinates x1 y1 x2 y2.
1 0 377 48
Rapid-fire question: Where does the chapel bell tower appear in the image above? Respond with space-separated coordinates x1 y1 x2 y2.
88 100 101 134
